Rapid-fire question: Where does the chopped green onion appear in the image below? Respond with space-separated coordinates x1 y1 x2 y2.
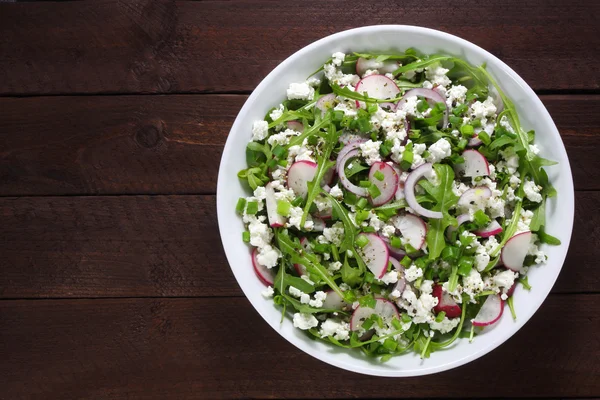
435 311 446 322
390 236 402 249
236 198 247 214
359 180 372 188
473 209 491 227
373 170 385 181
367 184 381 199
291 196 303 207
356 197 368 209
400 256 412 268
441 245 459 261
356 234 369 248
245 201 258 215
242 231 250 242
478 131 491 146
272 145 287 159
460 124 474 137
277 200 291 216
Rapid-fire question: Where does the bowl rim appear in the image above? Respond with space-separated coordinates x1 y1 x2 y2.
216 24 575 377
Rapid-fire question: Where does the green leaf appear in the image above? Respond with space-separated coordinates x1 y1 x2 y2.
341 254 362 286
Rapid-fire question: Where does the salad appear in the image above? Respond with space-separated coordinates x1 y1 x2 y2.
236 50 560 361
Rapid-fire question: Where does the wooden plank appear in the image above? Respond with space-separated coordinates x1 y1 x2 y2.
0 94 598 196
0 193 597 299
0 0 598 95
0 295 598 399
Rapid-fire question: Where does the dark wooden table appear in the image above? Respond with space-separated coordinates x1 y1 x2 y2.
1 1 599 399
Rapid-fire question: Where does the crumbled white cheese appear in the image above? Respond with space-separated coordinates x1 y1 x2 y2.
524 179 543 203
328 261 343 273
267 128 300 146
359 140 382 165
287 82 315 101
425 63 452 87
405 265 423 282
328 184 344 200
323 222 345 246
256 245 281 268
319 319 350 340
261 286 275 298
379 271 399 285
446 85 468 106
426 138 452 163
251 120 269 141
309 291 327 308
293 313 319 330
463 269 485 302
331 52 346 66
289 286 311 304
287 206 314 231
429 317 460 334
247 217 273 249
269 104 285 122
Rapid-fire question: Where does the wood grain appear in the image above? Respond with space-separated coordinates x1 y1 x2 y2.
1 95 598 196
0 193 597 299
0 295 598 399
0 0 598 95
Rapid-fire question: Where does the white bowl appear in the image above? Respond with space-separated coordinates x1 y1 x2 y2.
216 25 574 376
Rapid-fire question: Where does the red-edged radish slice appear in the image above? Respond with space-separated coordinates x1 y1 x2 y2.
391 163 405 201
252 248 276 285
501 231 532 273
350 298 399 331
396 214 427 250
265 182 286 228
475 219 503 238
356 57 400 76
293 238 311 275
395 88 449 128
389 258 406 295
445 213 471 239
312 217 326 232
358 233 389 279
432 284 462 318
458 187 492 210
505 281 517 297
322 290 346 310
337 149 368 197
472 294 504 326
455 150 490 178
404 163 443 219
380 235 407 260
315 93 336 116
287 161 317 199
368 161 398 206
287 120 304 132
354 75 401 108
468 135 483 147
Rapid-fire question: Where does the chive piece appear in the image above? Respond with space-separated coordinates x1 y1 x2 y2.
373 170 385 181
390 236 402 249
356 234 369 248
242 231 250 242
272 145 287 159
383 338 398 351
441 245 459 261
362 319 374 330
435 311 446 322
367 184 381 199
400 256 412 268
356 197 368 209
355 210 370 224
391 318 402 330
359 180 372 188
362 226 376 233
277 200 291 216
291 196 303 207
236 198 247 214
401 313 411 323
245 201 258 215
449 116 462 126
478 131 491 146
460 124 474 137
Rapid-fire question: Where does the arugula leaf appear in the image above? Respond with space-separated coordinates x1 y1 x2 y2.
287 115 330 147
331 83 404 104
341 254 363 286
418 164 459 259
301 123 339 227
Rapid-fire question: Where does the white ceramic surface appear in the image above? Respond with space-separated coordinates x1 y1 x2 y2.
216 25 574 377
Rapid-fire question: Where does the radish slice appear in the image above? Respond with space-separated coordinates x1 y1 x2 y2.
336 140 366 170
368 162 398 206
455 149 490 178
356 57 400 76
396 214 427 250
472 294 504 326
501 231 532 273
445 213 471 239
404 163 443 219
432 284 462 318
395 88 449 129
389 258 406 295
458 187 492 210
354 75 401 108
322 290 346 310
475 219 503 238
337 149 368 197
252 248 276 286
293 238 311 275
265 182 286 228
350 298 399 331
287 120 304 132
380 235 406 260
287 161 317 199
315 93 336 116
506 281 516 297
358 233 389 279
468 135 483 147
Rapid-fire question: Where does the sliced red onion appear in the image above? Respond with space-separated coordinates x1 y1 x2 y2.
336 139 366 170
404 163 442 219
395 88 449 129
337 149 368 197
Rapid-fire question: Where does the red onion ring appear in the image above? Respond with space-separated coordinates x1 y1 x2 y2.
337 149 368 197
395 88 449 129
404 163 442 219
